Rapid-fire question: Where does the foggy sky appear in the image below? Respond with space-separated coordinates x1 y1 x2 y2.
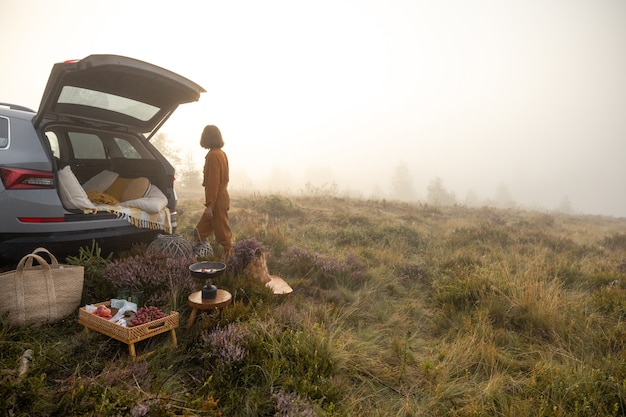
2 0 625 217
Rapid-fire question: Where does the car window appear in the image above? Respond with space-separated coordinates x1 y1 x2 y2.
114 137 143 159
0 116 8 149
59 86 160 122
68 132 106 159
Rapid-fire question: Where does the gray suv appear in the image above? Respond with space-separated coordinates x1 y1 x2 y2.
0 55 205 265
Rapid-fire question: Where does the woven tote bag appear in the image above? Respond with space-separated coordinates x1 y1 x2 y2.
0 247 84 326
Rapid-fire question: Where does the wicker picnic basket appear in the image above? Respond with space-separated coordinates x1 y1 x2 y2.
78 301 179 344
0 247 84 326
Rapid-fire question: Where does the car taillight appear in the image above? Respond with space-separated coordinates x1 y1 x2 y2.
0 167 54 189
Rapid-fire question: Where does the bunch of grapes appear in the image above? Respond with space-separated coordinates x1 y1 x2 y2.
130 306 167 326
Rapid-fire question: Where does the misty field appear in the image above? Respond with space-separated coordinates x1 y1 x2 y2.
2 193 626 416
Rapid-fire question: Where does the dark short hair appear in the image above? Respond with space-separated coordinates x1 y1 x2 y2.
200 125 224 149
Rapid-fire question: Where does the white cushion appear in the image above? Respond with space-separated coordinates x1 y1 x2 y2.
82 170 119 193
120 185 168 213
58 166 97 212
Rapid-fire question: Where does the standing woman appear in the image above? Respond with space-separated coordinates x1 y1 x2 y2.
195 125 233 259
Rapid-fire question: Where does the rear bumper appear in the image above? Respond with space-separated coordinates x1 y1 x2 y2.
0 225 161 266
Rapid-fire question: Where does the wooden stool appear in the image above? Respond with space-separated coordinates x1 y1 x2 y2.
186 289 232 329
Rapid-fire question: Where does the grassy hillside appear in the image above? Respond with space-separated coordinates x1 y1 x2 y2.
2 194 626 416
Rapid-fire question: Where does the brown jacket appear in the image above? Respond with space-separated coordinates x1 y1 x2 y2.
203 148 229 208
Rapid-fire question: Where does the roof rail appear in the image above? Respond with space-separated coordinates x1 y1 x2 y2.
0 103 35 112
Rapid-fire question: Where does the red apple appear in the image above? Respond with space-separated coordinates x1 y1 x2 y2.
95 305 111 317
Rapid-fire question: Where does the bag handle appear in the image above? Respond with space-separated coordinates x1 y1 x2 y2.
24 247 59 269
15 253 58 325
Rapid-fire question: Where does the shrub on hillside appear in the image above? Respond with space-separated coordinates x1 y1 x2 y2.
227 238 267 274
280 246 368 290
198 318 340 415
103 252 197 307
66 240 114 303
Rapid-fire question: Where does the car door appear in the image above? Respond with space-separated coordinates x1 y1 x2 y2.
34 55 205 135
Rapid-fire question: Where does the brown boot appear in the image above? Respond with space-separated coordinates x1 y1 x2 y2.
223 245 233 262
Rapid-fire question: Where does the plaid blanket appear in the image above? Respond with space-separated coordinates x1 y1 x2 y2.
97 205 172 234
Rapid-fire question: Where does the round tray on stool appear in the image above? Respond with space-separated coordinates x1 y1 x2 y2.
186 289 232 329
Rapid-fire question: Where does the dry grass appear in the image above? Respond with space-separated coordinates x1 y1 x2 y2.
3 192 626 416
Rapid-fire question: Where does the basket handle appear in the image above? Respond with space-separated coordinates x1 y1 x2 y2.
23 247 59 269
15 253 58 324
193 228 203 242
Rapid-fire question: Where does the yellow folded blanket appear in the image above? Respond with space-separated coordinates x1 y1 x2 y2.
87 190 120 205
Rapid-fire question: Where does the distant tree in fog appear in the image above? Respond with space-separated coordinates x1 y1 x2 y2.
495 184 515 208
177 150 202 195
370 184 385 200
427 177 456 205
391 161 418 201
152 133 199 194
266 167 295 192
151 133 181 167
556 195 573 214
304 166 336 187
464 190 479 207
230 170 256 194
302 181 338 197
